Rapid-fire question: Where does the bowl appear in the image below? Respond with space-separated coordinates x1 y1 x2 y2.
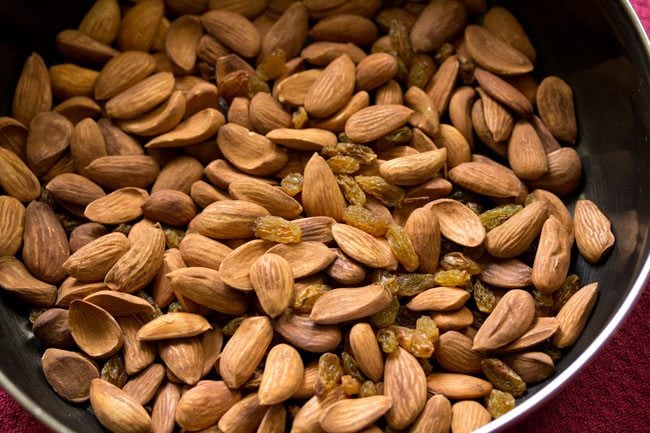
0 0 649 432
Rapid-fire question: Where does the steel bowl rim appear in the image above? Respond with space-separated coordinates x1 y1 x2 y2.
1 1 650 433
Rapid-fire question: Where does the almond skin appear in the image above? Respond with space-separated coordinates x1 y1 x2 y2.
0 196 25 257
553 282 598 348
41 348 99 403
12 53 52 126
250 253 294 318
302 153 347 221
345 104 414 143
258 344 304 405
349 323 384 381
175 381 241 431
532 216 572 293
384 347 427 429
310 284 392 325
410 0 467 52
355 53 398 91
537 76 578 143
62 232 130 282
319 396 392 433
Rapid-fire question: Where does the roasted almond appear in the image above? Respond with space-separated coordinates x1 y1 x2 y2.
532 216 572 293
552 282 598 348
250 253 294 318
219 239 273 290
195 199 270 239
349 322 384 381
78 0 121 44
69 300 123 358
410 0 467 52
105 72 175 120
152 156 204 195
574 199 615 264
292 387 348 433
23 201 69 284
49 64 99 100
62 232 130 282
85 187 149 225
165 15 203 72
405 86 440 138
276 69 323 107
175 380 240 431
117 316 157 375
425 199 485 247
449 86 476 147
485 200 549 259
426 373 493 399
167 267 248 315
478 87 513 142
86 155 160 190
274 312 342 353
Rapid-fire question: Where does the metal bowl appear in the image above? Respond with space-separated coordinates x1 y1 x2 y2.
0 0 649 432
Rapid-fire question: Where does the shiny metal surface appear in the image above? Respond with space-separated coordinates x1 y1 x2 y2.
0 1 649 432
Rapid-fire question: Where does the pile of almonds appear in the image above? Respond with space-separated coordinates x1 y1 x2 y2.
0 0 618 432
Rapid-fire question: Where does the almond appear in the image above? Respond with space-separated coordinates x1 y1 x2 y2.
508 119 548 180
26 111 73 177
356 53 398 91
349 322 384 381
310 284 392 324
483 6 537 63
503 351 555 384
249 92 292 134
410 0 467 52
537 76 577 143
78 0 121 44
310 14 378 46
196 199 270 239
219 239 273 290
464 25 533 75
574 199 615 264
95 51 157 101
485 200 549 259
105 72 175 120
217 123 288 175
479 259 533 289
532 216 572 293
41 348 99 403
85 187 149 225
553 282 598 348
259 2 309 61
159 337 204 385
471 99 506 156
0 117 28 159
219 316 273 388
152 382 180 433
345 104 414 143
410 394 452 433
152 156 204 195
495 317 560 354
56 278 107 308
448 161 522 200
379 148 447 186
90 379 152 433
12 53 52 126
250 253 293 317
450 400 491 433
532 188 574 242
384 347 427 429
258 405 287 433
259 344 304 405
141 190 198 226
179 233 232 270
62 232 130 282
201 10 260 58
117 90 186 137
449 86 476 147
83 290 156 317
304 55 356 118
331 223 393 268
23 201 69 284
320 396 392 433
49 64 99 100
292 387 348 433
276 69 323 107
175 381 240 431
528 147 582 197
55 30 119 64
475 67 533 117
274 312 342 353
0 196 25 256
266 127 336 152
311 91 370 132
376 79 404 105
69 118 108 177
472 289 536 352
478 87 513 142
427 373 493 399
405 86 440 137
116 0 164 51
301 41 367 66
122 363 165 405
105 224 165 293
302 153 347 221
166 15 203 72
426 55 459 114
425 199 485 248
69 300 123 358
167 267 248 315
218 393 268 433
407 287 470 311
326 247 366 285
266 242 336 279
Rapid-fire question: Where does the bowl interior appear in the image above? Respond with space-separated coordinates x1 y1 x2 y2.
1 1 649 432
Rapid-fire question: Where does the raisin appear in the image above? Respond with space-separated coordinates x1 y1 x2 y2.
293 284 330 313
373 271 399 295
553 274 580 313
337 175 367 206
28 308 47 323
419 357 434 375
342 205 389 236
253 216 302 243
101 355 128 388
327 155 360 174
342 352 365 382
335 142 377 164
136 291 162 318
164 227 186 249
441 252 482 275
341 375 361 395
281 172 304 197
394 306 420 328
533 289 554 316
434 43 455 64
355 176 405 207
377 126 413 147
407 54 436 89
57 213 83 233
114 223 132 236
396 273 437 296
459 55 477 85
244 365 264 389
371 296 400 328
539 341 563 362
315 353 343 396
389 20 413 66
481 358 527 397
386 224 419 272
377 328 399 353
291 106 309 129
167 301 184 313
247 74 271 97
485 389 516 419
219 70 251 99
416 315 439 343
222 317 245 336
433 269 471 287
473 280 497 313
480 205 523 231
256 49 286 81
359 381 378 397
392 325 434 358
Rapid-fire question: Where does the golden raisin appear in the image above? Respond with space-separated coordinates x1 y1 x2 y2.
386 224 419 272
253 216 302 243
433 269 471 287
256 49 286 81
396 274 436 296
371 296 400 328
315 353 344 396
377 328 399 353
342 205 389 236
481 358 527 397
293 284 330 313
291 106 309 129
355 176 405 207
408 54 436 89
440 252 482 274
327 155 360 174
480 205 523 231
280 172 304 197
337 175 367 206
485 389 516 419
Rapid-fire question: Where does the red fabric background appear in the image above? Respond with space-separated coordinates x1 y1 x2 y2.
1 2 650 433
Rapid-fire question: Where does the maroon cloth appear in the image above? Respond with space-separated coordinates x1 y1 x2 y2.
2 3 650 433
